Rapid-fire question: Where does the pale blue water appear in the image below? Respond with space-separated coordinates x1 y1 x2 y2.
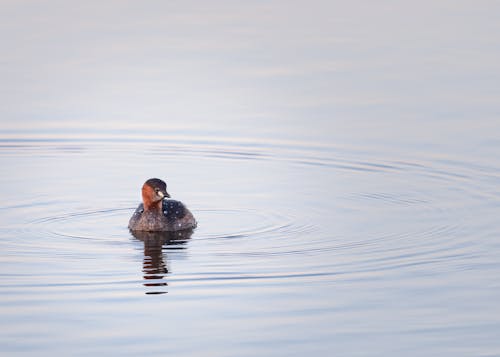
1 1 500 356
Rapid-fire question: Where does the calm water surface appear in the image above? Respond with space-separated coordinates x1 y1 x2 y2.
1 1 500 356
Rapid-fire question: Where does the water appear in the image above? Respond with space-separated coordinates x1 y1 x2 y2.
1 1 500 356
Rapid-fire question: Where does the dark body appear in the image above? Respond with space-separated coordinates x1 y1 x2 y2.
129 199 196 232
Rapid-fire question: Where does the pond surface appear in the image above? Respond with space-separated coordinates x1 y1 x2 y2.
1 1 500 356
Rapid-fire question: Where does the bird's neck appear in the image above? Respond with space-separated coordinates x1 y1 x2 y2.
143 199 162 212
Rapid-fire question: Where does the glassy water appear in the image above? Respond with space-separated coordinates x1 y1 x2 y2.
1 1 500 356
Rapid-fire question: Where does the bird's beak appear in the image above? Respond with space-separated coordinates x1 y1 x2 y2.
157 190 169 199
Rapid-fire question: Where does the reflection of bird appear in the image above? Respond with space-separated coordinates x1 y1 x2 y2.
129 178 197 232
130 229 194 295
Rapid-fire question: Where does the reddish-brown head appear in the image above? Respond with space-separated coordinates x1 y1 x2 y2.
141 178 171 210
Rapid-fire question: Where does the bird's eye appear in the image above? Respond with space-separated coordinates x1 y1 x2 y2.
155 188 159 193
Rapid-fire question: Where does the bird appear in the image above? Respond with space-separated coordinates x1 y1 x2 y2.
128 178 197 232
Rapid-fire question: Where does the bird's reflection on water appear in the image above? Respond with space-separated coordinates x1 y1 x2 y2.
130 229 193 295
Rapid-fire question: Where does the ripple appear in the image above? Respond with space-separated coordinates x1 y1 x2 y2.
343 192 430 206
1 132 498 291
25 206 317 244
194 208 318 241
27 208 131 242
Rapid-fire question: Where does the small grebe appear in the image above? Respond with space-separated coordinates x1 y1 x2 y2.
128 178 197 232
